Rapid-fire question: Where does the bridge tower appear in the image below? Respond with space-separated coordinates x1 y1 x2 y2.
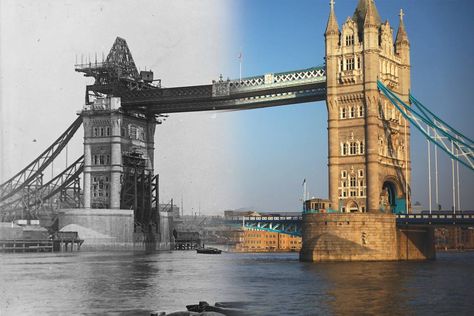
299 0 433 262
73 37 165 247
81 101 156 213
325 0 411 214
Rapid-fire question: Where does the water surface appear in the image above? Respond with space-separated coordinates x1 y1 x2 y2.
1 251 473 315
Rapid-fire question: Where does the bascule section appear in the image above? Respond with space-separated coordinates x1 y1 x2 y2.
325 0 411 215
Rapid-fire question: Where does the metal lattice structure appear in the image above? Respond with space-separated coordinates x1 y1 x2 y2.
0 116 83 203
226 214 474 237
75 37 160 105
119 66 327 114
120 152 158 232
378 81 474 171
0 156 84 221
105 37 140 80
226 216 303 237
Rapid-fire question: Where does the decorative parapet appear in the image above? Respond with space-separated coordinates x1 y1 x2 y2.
83 97 121 112
212 75 231 97
338 69 362 84
227 67 326 92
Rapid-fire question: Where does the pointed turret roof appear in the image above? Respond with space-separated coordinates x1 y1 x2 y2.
353 0 381 31
325 0 339 35
395 9 409 44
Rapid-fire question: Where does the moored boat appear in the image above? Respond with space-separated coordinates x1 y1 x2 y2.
196 247 222 254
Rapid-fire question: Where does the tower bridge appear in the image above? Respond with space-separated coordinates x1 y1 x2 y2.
0 0 472 257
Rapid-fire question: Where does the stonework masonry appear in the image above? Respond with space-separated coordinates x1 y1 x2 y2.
300 213 435 262
300 0 431 262
325 0 411 214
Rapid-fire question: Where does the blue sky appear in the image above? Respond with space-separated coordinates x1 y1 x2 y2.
228 0 474 212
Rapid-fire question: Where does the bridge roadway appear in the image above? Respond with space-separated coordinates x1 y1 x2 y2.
226 213 474 237
119 67 326 113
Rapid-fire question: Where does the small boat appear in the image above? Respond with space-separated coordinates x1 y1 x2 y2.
196 247 222 254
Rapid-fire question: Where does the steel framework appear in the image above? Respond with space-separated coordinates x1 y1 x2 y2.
120 152 158 233
0 156 84 221
0 116 83 204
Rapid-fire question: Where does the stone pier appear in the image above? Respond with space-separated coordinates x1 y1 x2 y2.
300 213 435 262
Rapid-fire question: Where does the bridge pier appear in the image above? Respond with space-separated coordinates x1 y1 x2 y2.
300 213 435 262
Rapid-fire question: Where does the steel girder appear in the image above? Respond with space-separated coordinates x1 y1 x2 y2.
0 116 83 203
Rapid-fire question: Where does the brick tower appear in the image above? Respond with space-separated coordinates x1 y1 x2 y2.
325 0 411 214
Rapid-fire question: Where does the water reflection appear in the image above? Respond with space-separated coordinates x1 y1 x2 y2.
306 261 413 315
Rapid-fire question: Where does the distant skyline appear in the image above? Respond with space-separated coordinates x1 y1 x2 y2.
1 1 473 215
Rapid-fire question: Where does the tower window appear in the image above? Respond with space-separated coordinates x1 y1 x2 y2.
359 141 365 154
350 176 356 187
358 106 364 117
346 58 355 70
357 57 361 69
350 142 357 155
350 107 355 118
342 143 349 156
341 170 347 178
340 107 347 119
345 35 354 46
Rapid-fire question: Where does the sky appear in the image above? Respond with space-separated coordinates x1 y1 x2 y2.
1 0 473 215
229 0 474 212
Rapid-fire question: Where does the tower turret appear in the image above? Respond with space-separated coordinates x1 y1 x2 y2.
325 0 340 55
353 0 381 39
395 9 410 65
325 0 341 212
362 0 382 213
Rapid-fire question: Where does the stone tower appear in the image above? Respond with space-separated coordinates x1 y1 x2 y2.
82 98 156 214
325 0 411 214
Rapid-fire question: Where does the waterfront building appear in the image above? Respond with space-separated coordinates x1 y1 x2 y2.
233 229 302 253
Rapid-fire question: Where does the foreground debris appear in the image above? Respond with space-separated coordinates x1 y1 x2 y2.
152 301 248 316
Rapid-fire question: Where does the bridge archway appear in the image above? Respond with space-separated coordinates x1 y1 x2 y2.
381 179 405 214
347 200 359 213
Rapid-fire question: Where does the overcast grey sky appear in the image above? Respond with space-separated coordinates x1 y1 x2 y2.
0 0 243 214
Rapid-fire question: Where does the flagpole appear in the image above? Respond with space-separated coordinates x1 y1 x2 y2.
239 60 242 82
239 49 242 82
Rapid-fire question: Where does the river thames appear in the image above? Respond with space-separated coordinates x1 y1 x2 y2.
1 250 473 315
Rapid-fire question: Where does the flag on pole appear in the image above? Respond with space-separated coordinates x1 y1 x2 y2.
302 178 306 186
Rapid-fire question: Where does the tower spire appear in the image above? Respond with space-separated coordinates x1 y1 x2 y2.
396 8 409 45
325 0 339 35
364 0 378 27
